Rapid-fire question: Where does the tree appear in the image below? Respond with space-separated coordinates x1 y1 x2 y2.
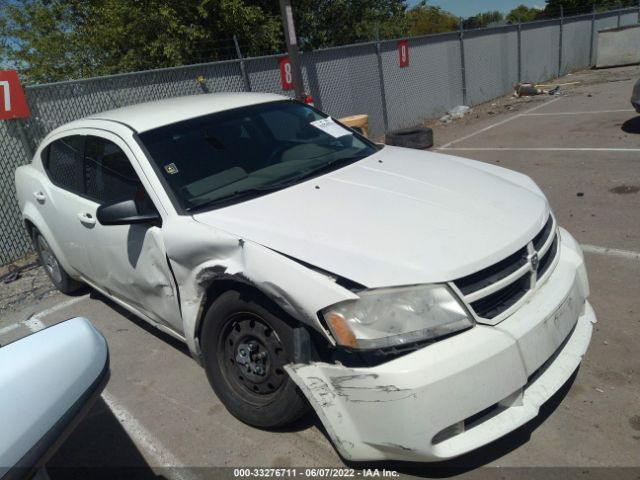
0 0 283 83
506 5 542 23
291 0 408 49
406 1 459 36
544 0 638 17
463 11 504 29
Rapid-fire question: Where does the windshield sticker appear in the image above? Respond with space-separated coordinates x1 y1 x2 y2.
164 163 179 174
310 117 352 138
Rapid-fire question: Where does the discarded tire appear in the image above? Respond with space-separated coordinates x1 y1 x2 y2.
385 127 433 149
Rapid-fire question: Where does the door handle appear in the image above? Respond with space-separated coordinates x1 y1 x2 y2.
33 191 46 202
77 212 96 226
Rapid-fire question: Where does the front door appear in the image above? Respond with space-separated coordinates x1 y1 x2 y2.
78 132 182 332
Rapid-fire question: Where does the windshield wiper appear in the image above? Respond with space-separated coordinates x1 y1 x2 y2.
186 184 286 212
265 154 369 188
187 155 368 212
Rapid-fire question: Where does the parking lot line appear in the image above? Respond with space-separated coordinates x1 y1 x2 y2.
439 97 562 149
581 244 640 261
25 294 90 329
439 147 640 152
0 323 20 336
522 109 636 116
101 390 194 479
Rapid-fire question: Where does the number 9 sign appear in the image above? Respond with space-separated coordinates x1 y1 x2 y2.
0 70 30 120
398 40 409 68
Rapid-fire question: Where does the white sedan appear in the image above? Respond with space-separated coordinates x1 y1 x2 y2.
15 93 595 462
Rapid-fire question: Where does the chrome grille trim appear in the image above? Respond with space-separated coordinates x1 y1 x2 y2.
451 214 560 324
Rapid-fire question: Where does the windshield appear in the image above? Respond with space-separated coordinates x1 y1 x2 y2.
138 100 378 211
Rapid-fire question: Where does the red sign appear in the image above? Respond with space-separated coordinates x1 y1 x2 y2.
0 70 30 120
398 40 409 68
279 57 294 91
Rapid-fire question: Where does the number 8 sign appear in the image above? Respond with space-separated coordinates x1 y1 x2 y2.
398 40 409 68
0 70 30 120
279 57 294 91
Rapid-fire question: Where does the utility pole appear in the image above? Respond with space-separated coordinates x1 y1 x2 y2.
279 0 305 101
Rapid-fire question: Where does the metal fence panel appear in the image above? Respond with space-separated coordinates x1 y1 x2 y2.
380 34 463 131
24 61 246 145
521 21 561 83
302 44 386 137
562 16 592 73
464 27 519 106
592 12 623 61
0 122 33 264
619 11 639 26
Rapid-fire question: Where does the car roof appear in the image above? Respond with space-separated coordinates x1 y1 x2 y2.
67 92 291 134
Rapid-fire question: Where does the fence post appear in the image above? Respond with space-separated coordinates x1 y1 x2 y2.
558 5 564 76
617 2 622 28
589 4 596 66
517 17 522 81
15 120 35 160
373 27 389 133
459 19 468 105
233 36 252 92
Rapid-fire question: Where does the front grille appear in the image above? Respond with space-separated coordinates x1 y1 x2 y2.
455 246 528 295
538 234 558 278
453 215 559 321
470 275 530 318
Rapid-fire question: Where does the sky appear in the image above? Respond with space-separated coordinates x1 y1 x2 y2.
407 0 546 18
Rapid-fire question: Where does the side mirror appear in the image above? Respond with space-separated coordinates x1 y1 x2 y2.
96 199 160 226
0 318 109 477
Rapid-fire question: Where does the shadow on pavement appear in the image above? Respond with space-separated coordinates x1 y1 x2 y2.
621 116 640 134
88 290 192 359
47 398 166 480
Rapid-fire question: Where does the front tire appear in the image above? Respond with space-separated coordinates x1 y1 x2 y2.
201 290 310 428
33 230 83 294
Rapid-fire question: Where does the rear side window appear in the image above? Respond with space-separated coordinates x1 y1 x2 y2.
45 136 84 194
84 136 142 204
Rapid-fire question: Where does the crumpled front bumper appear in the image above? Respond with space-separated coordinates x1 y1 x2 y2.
285 229 595 462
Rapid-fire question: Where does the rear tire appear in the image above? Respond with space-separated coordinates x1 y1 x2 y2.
201 290 310 428
33 230 83 294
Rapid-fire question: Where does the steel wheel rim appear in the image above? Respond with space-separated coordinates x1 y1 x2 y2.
38 236 62 285
220 312 287 401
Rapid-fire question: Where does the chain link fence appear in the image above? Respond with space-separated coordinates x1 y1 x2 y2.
1 6 638 266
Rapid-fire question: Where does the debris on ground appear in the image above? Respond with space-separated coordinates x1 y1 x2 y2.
514 82 563 97
0 260 40 284
577 192 585 197
439 105 471 123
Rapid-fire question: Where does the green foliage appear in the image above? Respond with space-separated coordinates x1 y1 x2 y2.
406 1 459 36
292 0 408 49
506 5 542 23
0 0 410 82
544 0 637 17
0 0 282 83
463 10 504 29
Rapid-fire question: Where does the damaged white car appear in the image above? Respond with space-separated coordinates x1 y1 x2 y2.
15 93 595 462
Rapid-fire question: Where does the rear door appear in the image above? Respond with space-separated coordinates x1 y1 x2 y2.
39 135 94 277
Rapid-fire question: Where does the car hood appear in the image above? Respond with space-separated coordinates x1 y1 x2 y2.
193 146 549 288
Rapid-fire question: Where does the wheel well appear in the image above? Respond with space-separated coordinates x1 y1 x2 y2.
24 219 35 240
194 278 327 362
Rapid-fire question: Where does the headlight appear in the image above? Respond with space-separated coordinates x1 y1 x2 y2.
321 284 473 350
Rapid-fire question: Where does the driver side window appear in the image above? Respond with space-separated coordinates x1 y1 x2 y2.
84 136 143 205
